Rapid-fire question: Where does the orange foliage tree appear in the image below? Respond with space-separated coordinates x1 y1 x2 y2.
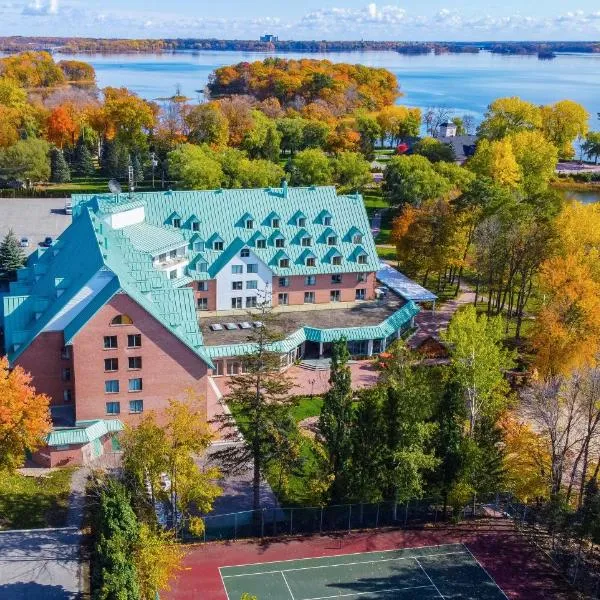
46 105 78 148
0 357 51 471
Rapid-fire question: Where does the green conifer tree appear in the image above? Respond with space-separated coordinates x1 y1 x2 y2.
73 137 95 176
0 229 26 275
50 147 71 183
319 338 354 503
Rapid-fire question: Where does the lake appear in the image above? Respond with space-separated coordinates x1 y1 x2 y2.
559 189 600 204
55 49 600 124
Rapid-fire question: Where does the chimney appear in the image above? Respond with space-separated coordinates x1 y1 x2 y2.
281 179 288 199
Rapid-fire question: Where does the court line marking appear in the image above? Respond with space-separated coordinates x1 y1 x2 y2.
461 543 510 600
218 568 230 600
219 542 465 569
303 584 434 600
414 558 445 599
221 550 468 578
281 571 295 599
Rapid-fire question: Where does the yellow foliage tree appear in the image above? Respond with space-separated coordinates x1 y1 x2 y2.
134 523 184 600
468 138 521 189
500 413 550 502
532 254 600 377
509 130 558 195
541 100 590 159
478 96 542 140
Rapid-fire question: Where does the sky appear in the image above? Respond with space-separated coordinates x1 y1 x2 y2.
1 0 600 40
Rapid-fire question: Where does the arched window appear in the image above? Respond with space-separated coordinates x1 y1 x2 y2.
111 314 133 326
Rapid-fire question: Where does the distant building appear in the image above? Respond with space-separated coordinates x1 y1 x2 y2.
260 34 278 43
439 122 457 138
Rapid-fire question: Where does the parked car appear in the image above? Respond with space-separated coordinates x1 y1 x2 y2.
19 237 29 248
41 236 53 247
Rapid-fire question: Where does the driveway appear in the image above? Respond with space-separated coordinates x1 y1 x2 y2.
0 528 84 600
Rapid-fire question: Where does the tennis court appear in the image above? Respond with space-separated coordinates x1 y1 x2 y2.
220 542 508 599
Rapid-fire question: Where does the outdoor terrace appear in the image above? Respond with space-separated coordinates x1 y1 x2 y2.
199 293 406 347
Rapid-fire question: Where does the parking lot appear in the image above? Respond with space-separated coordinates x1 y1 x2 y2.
0 198 71 253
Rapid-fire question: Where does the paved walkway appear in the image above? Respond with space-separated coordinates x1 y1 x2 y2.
408 286 475 349
65 468 89 530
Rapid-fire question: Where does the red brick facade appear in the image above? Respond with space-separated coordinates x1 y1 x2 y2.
15 331 73 408
72 293 208 426
189 279 217 312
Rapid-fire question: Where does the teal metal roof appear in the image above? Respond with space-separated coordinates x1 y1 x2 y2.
45 419 123 446
3 206 213 368
122 222 186 256
204 302 419 358
73 186 380 278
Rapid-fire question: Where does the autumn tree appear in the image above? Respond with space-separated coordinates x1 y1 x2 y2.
412 137 456 163
443 306 514 436
0 51 65 88
212 302 296 511
468 138 521 188
508 129 558 195
46 105 78 148
121 395 221 537
102 86 157 151
541 100 589 159
184 102 229 148
218 96 255 147
478 96 542 140
376 105 421 147
241 110 281 161
0 357 51 471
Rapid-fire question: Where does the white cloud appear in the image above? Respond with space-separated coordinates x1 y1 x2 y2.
22 0 59 15
4 2 600 39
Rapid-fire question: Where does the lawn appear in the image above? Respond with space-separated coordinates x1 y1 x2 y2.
363 188 395 244
0 468 75 530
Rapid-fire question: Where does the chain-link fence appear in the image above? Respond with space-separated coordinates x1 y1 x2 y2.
192 494 506 543
505 498 600 598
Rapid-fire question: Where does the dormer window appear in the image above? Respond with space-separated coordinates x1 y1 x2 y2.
194 241 204 252
327 236 338 246
246 219 254 229
272 218 280 228
257 239 266 249
301 236 312 247
358 253 368 264
298 217 306 227
332 255 342 266
214 241 224 251
353 234 363 244
323 216 332 226
241 248 250 258
192 221 200 231
173 218 181 228
275 237 285 248
306 257 316 267
279 258 290 268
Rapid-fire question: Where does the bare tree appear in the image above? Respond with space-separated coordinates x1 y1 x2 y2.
423 107 452 137
522 370 600 503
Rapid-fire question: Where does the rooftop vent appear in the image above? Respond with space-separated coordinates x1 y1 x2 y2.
239 322 252 330
210 324 223 331
224 323 237 331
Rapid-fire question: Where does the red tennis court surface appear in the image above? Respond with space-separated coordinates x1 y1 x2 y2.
164 520 577 600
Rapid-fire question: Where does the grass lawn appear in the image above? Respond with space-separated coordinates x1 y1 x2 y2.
291 395 323 423
0 468 75 530
363 188 395 244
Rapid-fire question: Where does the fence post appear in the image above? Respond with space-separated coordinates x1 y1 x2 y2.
320 506 323 534
234 512 237 540
290 508 293 535
375 503 380 528
404 501 409 527
261 509 265 538
348 504 352 532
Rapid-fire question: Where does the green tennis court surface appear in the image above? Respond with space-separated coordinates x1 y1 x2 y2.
220 543 508 599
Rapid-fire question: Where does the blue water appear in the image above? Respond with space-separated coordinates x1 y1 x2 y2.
57 49 600 125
